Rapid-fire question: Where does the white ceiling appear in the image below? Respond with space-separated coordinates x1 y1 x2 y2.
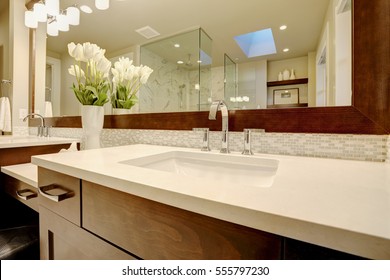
44 0 330 66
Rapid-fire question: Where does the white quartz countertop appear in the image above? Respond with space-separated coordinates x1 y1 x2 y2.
31 144 390 259
1 163 38 188
0 135 80 149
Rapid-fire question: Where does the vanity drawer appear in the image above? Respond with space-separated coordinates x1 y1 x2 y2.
38 167 81 226
2 174 39 212
82 180 282 260
40 206 134 260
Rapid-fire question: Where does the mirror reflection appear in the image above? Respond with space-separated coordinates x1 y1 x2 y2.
139 28 213 113
0 0 11 135
36 0 351 116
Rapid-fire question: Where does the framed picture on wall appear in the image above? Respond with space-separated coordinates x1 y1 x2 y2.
273 88 299 105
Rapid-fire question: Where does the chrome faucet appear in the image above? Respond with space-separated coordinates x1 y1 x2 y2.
23 113 48 137
209 100 229 153
193 128 210 151
242 128 265 155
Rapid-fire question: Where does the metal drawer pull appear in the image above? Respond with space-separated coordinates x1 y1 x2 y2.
38 184 74 202
16 189 38 200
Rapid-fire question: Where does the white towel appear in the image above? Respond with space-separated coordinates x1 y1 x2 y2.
0 97 11 132
44 101 53 117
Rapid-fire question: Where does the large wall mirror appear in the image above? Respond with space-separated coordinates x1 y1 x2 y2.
0 1 10 103
28 0 389 134
31 0 352 116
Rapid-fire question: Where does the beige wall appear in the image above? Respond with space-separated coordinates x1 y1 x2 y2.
60 54 80 116
34 24 47 115
9 0 30 131
237 60 267 109
318 0 337 106
307 51 317 107
267 56 309 82
0 2 9 97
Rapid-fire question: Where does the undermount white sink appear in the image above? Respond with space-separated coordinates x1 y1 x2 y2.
120 151 279 188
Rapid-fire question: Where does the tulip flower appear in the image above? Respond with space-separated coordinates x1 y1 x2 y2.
110 57 153 109
67 42 111 106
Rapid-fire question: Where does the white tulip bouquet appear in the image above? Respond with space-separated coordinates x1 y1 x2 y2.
111 57 153 109
68 42 112 106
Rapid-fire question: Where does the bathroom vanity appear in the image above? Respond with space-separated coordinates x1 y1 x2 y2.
0 136 79 211
0 135 79 166
30 144 390 260
0 136 80 259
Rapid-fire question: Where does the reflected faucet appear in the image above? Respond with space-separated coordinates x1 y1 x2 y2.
209 100 229 153
23 113 47 137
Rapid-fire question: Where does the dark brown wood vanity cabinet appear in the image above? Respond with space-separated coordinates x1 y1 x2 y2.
37 168 133 260
37 168 282 260
82 181 283 260
1 174 39 212
0 144 74 212
283 238 366 260
38 168 365 260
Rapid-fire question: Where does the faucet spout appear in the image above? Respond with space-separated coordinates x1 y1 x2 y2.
23 113 45 127
23 113 47 137
209 100 229 153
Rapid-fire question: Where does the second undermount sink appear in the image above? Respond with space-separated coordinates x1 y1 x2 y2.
120 151 279 188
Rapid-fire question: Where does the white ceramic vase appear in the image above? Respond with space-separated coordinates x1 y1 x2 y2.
81 105 104 150
112 108 132 115
282 69 290 80
278 72 283 81
290 69 296 80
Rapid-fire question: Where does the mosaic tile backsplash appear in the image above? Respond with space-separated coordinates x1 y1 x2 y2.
33 127 390 162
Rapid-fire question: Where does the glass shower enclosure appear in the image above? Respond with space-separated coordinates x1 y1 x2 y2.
139 28 212 113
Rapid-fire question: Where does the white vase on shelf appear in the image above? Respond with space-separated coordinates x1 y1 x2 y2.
282 69 290 80
290 69 296 80
113 108 132 115
278 72 283 81
81 105 104 150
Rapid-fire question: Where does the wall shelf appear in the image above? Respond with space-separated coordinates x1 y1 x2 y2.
267 78 308 87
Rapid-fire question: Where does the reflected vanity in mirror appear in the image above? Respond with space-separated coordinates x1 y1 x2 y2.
28 0 389 134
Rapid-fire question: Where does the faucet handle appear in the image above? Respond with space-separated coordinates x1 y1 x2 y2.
192 128 211 151
242 128 265 155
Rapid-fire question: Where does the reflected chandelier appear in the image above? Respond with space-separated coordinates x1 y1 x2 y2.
24 0 110 36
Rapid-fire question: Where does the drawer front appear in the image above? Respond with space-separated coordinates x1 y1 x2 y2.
82 181 282 260
2 174 39 212
40 206 134 260
38 167 81 226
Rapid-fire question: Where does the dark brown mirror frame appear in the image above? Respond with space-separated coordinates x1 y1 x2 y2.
31 0 390 134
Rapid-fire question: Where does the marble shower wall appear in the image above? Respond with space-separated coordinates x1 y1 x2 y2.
139 48 225 113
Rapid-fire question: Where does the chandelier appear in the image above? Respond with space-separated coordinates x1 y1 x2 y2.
24 0 110 36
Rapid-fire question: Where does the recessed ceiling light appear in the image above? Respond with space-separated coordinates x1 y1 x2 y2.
177 60 184 64
80 5 93 13
280 25 287 30
174 43 180 48
197 60 202 64
283 48 289 52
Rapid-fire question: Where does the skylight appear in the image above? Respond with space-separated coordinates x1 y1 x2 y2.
234 28 276 58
